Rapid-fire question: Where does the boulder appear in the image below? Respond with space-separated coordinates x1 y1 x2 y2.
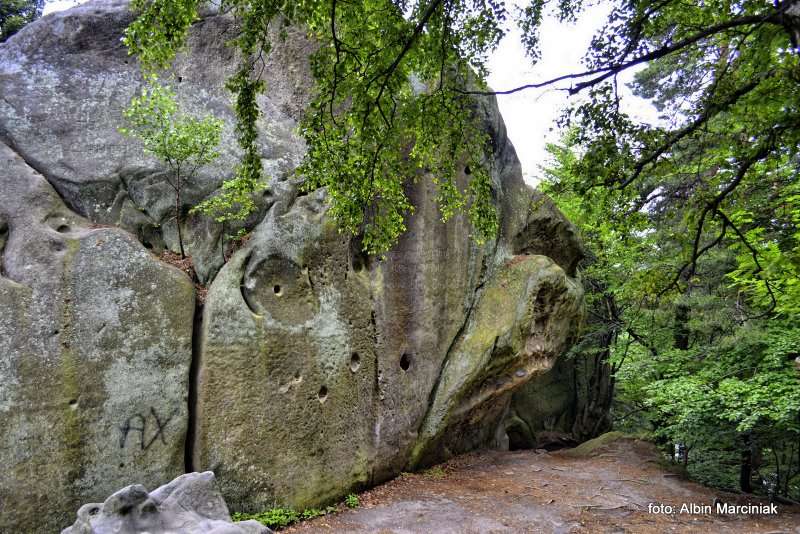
409 255 583 466
62 471 271 534
193 97 584 511
0 143 195 533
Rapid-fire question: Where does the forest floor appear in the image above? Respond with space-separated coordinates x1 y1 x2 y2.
285 436 800 533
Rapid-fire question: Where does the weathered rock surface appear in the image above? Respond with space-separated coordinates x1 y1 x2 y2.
0 0 313 283
62 471 271 534
194 95 584 513
0 141 195 533
409 255 583 466
0 0 587 530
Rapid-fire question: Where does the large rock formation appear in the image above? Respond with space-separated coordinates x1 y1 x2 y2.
0 0 585 531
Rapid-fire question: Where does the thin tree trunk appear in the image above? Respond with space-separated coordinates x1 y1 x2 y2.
740 434 753 493
175 178 185 259
673 303 690 350
684 447 689 471
220 222 226 263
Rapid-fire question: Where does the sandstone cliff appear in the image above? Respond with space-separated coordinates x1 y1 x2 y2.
0 1 584 531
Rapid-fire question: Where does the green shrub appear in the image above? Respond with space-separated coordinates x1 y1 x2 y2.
344 493 359 508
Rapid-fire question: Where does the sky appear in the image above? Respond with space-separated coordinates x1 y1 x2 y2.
486 1 659 184
43 0 657 186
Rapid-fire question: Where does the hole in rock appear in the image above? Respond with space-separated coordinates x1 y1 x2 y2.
88 507 100 516
119 463 124 468
56 224 70 233
273 284 282 295
318 386 328 403
68 399 78 408
400 353 411 371
464 165 472 175
141 501 157 514
350 352 360 372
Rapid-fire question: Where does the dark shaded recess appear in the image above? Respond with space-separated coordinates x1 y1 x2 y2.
506 420 534 451
184 298 203 473
350 352 360 372
0 218 7 277
349 235 371 273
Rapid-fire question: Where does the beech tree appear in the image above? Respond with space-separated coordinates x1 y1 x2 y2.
120 79 223 259
121 0 800 256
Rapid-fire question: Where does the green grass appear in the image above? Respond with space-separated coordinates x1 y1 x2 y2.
423 466 447 479
233 492 363 530
232 505 336 529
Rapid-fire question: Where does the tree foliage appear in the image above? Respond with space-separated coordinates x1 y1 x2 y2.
543 126 800 498
120 78 223 258
536 4 800 497
0 0 43 42
123 0 506 254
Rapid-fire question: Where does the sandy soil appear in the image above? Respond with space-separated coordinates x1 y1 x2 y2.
285 437 800 533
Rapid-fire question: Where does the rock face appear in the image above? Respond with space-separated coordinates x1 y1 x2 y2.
62 471 271 534
0 0 587 531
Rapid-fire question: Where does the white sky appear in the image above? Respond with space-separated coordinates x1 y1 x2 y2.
43 0 83 13
487 1 658 184
44 0 657 186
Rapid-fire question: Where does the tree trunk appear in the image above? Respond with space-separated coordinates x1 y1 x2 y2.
740 438 753 493
673 303 690 350
176 184 185 259
571 293 615 441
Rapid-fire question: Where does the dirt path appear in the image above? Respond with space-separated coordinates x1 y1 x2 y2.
286 437 800 533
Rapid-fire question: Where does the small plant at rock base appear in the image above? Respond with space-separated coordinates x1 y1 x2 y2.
120 75 223 259
301 506 336 519
233 505 337 529
345 493 359 508
423 466 447 479
232 507 299 529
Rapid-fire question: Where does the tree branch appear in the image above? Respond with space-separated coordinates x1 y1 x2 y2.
716 209 778 318
618 72 773 189
459 9 784 97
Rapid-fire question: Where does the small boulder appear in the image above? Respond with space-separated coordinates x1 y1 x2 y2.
62 472 271 534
